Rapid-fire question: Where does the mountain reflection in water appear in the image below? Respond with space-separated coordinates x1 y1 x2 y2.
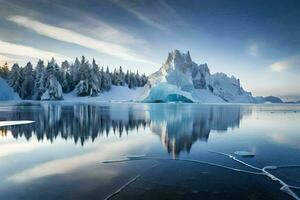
0 103 251 156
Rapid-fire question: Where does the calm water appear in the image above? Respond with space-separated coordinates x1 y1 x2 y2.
0 102 299 200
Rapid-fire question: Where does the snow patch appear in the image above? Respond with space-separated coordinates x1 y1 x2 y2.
64 86 144 102
41 76 64 100
0 78 20 101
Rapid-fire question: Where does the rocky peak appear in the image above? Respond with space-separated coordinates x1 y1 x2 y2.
164 50 194 72
186 51 192 63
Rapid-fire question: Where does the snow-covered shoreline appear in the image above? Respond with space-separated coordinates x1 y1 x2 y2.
0 50 298 104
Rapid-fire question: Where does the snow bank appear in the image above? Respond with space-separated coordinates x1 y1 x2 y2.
0 78 20 101
41 76 64 100
64 86 144 102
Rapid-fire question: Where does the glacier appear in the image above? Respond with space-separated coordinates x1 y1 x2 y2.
138 50 258 103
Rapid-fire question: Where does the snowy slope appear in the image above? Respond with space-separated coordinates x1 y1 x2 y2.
64 85 143 102
210 73 255 103
0 78 20 101
138 50 257 103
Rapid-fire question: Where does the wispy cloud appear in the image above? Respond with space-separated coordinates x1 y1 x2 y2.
0 40 68 62
269 54 300 72
112 0 183 32
49 4 148 47
7 15 156 65
117 3 168 32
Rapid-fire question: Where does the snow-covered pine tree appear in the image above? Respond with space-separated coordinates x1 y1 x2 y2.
8 63 23 96
54 61 62 84
75 56 92 96
89 59 101 96
0 62 9 79
42 58 64 100
75 80 89 96
118 66 125 86
46 58 56 83
93 59 102 83
112 68 118 85
128 72 137 88
61 60 72 92
79 56 89 81
33 60 46 100
70 57 80 87
101 66 112 91
135 71 141 87
125 70 130 85
99 67 104 91
65 69 72 92
41 75 64 100
21 62 34 99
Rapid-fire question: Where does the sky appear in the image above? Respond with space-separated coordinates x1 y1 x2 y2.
0 0 299 100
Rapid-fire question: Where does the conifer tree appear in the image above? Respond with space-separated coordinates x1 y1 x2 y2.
21 62 34 99
0 62 9 79
8 63 23 96
34 60 46 100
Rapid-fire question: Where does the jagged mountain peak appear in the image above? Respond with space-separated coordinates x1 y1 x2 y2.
164 50 194 72
186 51 192 63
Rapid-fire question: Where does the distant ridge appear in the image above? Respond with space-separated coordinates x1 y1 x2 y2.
263 96 283 103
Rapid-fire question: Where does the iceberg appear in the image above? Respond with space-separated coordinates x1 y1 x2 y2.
143 83 194 103
138 50 258 103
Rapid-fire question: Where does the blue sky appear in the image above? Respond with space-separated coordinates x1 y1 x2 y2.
0 0 299 100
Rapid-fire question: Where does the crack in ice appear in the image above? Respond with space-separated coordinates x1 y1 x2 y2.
209 150 300 200
103 161 160 200
102 152 300 200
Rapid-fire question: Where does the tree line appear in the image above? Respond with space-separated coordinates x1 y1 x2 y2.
0 104 149 145
0 56 148 100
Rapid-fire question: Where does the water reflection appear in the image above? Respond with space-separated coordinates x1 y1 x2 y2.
149 105 250 156
0 103 250 156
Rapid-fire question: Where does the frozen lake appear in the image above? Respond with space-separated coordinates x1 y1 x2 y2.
0 103 299 199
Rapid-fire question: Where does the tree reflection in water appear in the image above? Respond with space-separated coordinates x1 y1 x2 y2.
0 103 251 156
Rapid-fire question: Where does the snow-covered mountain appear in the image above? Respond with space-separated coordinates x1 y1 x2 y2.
0 78 20 101
138 50 257 103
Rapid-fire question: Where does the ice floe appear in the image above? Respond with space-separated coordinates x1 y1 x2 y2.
234 151 255 157
0 120 35 127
